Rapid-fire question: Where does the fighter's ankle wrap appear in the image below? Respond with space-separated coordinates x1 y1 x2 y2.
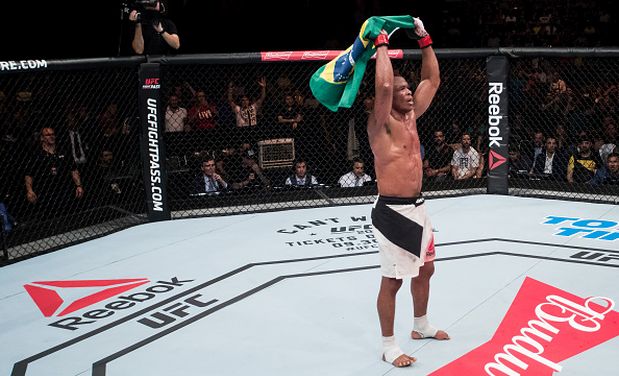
382 336 404 363
413 315 438 338
374 34 389 48
417 35 433 49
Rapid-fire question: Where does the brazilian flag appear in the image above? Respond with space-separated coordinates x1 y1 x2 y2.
309 15 416 112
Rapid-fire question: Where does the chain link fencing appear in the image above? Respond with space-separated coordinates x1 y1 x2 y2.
1 49 617 265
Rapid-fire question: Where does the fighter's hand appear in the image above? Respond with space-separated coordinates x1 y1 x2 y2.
413 17 429 38
374 30 389 48
413 17 433 49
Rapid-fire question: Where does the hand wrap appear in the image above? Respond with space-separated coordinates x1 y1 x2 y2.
374 33 389 48
417 35 433 49
412 17 433 49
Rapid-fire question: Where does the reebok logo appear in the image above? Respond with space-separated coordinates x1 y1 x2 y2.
488 82 504 148
24 278 150 317
489 150 507 170
24 277 195 330
430 277 618 375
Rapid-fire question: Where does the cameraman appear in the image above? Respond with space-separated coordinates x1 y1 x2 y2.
129 0 180 55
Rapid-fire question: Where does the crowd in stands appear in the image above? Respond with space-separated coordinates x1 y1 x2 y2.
177 1 616 54
1 57 618 229
1 0 618 233
354 0 617 49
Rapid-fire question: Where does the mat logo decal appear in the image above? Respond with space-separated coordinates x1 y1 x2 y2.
488 150 507 170
276 215 377 251
543 215 619 241
24 278 150 317
430 277 618 375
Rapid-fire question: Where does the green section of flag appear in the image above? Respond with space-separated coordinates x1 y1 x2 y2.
309 15 416 112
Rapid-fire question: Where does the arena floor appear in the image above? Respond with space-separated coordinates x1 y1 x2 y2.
1 194 617 376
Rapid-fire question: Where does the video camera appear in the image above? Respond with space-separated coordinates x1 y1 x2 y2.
120 0 164 23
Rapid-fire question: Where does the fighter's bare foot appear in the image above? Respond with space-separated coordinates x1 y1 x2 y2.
411 329 450 340
382 353 417 367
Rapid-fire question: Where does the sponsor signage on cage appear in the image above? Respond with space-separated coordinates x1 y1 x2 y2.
488 150 507 170
138 63 170 221
0 60 47 71
486 56 510 194
260 50 403 62
142 77 160 89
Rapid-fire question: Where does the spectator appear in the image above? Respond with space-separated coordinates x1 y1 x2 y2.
194 158 228 194
285 159 318 187
230 149 271 191
62 108 91 170
90 149 138 204
593 133 616 164
227 78 267 144
522 130 545 171
338 158 372 187
589 152 619 185
187 91 217 131
507 146 532 178
542 73 574 115
0 200 14 235
423 129 453 182
445 119 462 147
451 132 482 180
98 103 120 137
275 73 292 93
292 88 308 109
602 116 617 144
553 124 568 152
24 127 84 216
531 136 566 180
129 0 180 55
214 147 237 184
170 81 195 108
97 103 122 154
165 94 188 132
275 93 303 138
567 135 603 183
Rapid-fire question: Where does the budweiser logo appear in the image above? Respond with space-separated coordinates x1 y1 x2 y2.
262 51 293 61
387 50 403 59
431 277 618 375
301 51 332 60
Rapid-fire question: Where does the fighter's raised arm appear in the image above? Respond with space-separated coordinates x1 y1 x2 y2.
371 30 394 131
411 17 440 119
